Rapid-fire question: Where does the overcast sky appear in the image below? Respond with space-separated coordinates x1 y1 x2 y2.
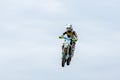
0 0 120 80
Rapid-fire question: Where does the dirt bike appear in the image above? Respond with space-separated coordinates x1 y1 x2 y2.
59 36 77 67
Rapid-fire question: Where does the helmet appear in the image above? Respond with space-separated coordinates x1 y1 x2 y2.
66 24 73 31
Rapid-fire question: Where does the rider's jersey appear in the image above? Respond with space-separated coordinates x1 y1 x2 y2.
63 31 77 39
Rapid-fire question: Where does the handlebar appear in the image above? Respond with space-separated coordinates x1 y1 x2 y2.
59 36 78 42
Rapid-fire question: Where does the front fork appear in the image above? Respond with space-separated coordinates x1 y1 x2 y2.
62 44 72 59
62 45 69 59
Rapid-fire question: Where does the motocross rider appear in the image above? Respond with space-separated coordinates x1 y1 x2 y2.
59 24 78 57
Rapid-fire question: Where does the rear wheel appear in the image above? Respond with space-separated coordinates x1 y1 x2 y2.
67 57 71 65
62 55 66 67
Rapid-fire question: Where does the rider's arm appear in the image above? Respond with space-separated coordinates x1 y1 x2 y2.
63 31 67 36
59 32 66 39
73 31 78 38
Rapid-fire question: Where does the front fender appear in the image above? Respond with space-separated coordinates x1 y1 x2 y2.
64 43 70 49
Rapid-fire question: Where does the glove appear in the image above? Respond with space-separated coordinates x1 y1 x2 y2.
72 38 78 42
59 35 64 39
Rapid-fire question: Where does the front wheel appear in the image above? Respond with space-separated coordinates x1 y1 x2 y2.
61 48 67 67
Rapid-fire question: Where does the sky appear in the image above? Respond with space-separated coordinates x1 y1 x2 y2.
0 0 120 80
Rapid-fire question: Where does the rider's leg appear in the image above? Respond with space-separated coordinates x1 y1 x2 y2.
71 42 76 56
69 46 72 56
72 42 75 48
69 40 73 56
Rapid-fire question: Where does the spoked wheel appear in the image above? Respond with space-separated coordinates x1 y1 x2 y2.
67 57 71 66
62 55 66 67
62 48 67 67
67 47 72 66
